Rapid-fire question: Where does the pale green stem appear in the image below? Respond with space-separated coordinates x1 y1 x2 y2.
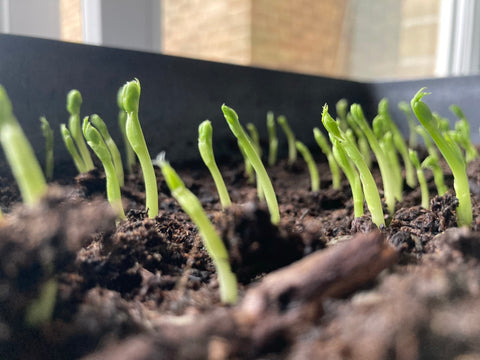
198 120 232 209
90 114 124 187
277 115 296 166
0 85 47 205
296 140 320 192
40 116 54 181
66 89 94 171
267 111 278 166
159 155 237 304
313 127 341 189
61 124 87 173
223 105 280 225
122 79 158 218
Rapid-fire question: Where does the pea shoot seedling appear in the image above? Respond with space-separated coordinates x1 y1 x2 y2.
83 115 126 221
122 79 158 218
277 115 297 166
198 120 232 209
66 89 94 172
0 85 47 205
313 127 341 190
158 152 238 304
40 116 54 181
295 140 319 192
409 149 429 209
222 105 280 225
118 85 136 174
267 111 278 166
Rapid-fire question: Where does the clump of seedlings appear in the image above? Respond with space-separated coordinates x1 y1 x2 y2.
411 88 472 227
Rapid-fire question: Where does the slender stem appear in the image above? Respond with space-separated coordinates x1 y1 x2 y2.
296 140 320 192
277 115 296 166
122 79 158 218
267 111 278 166
159 155 237 304
198 120 232 208
223 105 280 225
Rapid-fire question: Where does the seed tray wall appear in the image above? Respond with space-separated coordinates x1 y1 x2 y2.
0 34 479 173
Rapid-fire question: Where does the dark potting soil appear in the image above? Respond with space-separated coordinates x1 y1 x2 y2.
1 156 480 359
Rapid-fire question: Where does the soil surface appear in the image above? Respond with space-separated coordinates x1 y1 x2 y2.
1 155 480 359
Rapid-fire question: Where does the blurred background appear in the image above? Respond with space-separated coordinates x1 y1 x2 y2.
0 0 479 80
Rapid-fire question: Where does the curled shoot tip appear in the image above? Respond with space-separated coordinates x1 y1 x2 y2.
66 89 82 115
450 104 465 119
122 78 141 113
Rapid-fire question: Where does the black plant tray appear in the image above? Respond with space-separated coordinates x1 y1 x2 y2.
1 34 480 172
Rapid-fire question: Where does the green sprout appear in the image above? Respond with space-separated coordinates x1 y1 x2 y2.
0 85 47 205
322 105 384 227
66 89 94 172
118 85 136 174
122 79 158 218
238 140 255 184
24 278 57 327
277 115 296 166
222 105 280 225
40 116 54 181
449 104 478 163
398 101 418 148
331 133 364 218
89 114 124 187
83 116 126 221
313 127 341 189
247 123 264 200
411 88 472 227
267 111 278 166
416 125 447 196
409 149 429 209
198 120 232 209
295 140 320 192
378 98 416 188
158 153 237 304
351 104 396 215
61 124 88 173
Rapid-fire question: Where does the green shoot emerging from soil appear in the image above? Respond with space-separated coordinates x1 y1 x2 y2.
277 115 297 166
118 85 136 174
0 85 47 205
122 79 158 218
336 98 349 131
158 152 238 304
222 104 280 225
83 115 126 221
267 111 278 166
409 149 429 209
295 140 320 192
331 134 364 218
323 105 385 227
40 116 54 181
351 104 396 215
346 112 372 169
313 127 341 190
247 123 265 200
61 124 87 173
411 88 472 227
66 89 94 172
198 120 232 209
90 113 124 187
